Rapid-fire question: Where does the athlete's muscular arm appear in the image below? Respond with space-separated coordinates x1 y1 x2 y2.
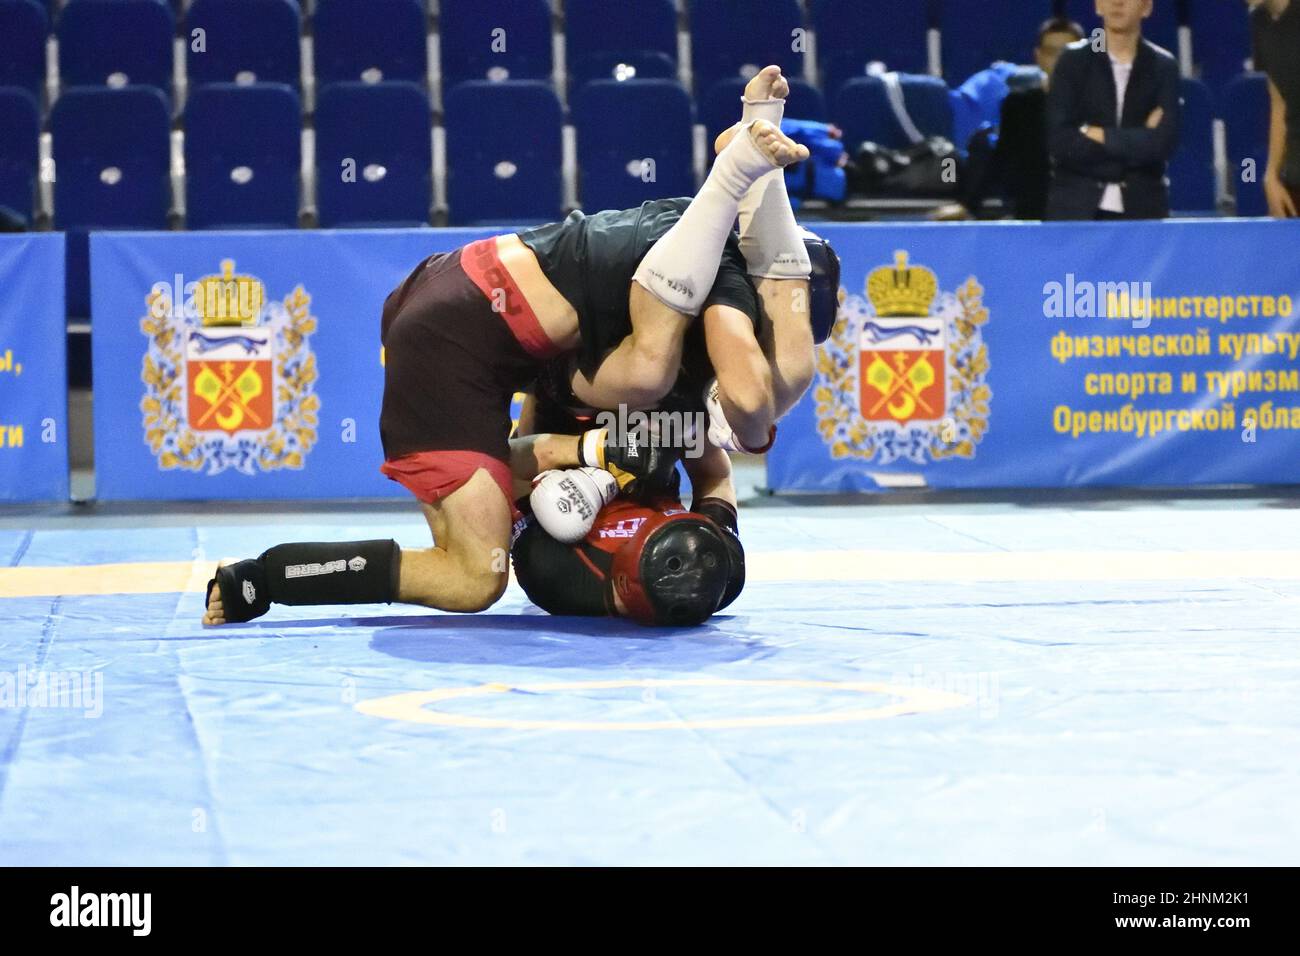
683 442 737 508
570 283 692 410
754 277 815 419
703 303 775 450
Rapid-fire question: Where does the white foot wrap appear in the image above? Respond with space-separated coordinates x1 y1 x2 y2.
633 122 780 315
738 169 810 280
742 95 785 128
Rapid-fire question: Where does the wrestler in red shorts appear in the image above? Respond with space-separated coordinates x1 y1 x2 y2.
201 68 826 625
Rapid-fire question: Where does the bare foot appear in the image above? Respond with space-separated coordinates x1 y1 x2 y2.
743 64 790 103
202 578 226 626
746 119 809 167
716 119 809 166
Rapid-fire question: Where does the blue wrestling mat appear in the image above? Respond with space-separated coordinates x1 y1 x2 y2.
2 495 1298 865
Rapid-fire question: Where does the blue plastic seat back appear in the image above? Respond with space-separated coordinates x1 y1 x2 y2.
440 0 553 87
186 0 303 89
943 0 1055 84
58 0 175 98
566 0 677 90
315 81 432 227
0 87 40 224
443 80 563 225
184 82 302 229
1223 73 1270 216
690 0 805 95
572 79 695 213
814 0 930 90
833 74 953 152
0 0 49 100
313 0 428 86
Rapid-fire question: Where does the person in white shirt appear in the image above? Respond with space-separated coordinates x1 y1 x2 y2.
1045 0 1181 220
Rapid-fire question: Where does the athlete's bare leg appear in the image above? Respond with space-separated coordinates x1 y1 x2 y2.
574 120 809 412
203 467 513 623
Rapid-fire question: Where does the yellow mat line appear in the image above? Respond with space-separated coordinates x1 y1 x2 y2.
3 549 1300 599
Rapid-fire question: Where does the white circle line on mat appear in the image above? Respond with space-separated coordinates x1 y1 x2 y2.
355 677 972 730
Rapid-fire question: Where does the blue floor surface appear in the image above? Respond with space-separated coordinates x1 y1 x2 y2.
1 496 1298 865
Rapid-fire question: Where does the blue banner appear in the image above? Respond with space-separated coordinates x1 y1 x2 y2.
0 234 67 503
91 229 498 500
768 219 1300 492
90 221 1300 501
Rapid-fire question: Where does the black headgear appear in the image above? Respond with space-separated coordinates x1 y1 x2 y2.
802 228 842 344
609 513 731 626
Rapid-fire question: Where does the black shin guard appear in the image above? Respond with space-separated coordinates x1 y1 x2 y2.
261 540 401 606
209 539 400 623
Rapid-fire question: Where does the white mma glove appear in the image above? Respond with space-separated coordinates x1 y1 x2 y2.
703 378 777 454
529 467 619 544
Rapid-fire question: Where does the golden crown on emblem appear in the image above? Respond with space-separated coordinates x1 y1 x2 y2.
867 250 938 318
197 259 266 327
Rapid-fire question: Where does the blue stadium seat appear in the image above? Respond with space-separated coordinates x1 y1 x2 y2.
832 74 953 151
814 0 929 93
1189 0 1251 93
1223 72 1270 216
440 0 552 87
565 0 677 91
942 0 1054 84
444 80 562 225
313 0 427 87
0 88 40 225
690 0 805 96
1169 78 1215 212
0 0 48 101
51 86 171 317
186 0 302 89
700 76 826 145
572 79 694 213
57 0 175 100
1065 0 1181 54
315 81 431 227
184 83 301 229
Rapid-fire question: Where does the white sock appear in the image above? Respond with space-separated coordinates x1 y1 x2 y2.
633 123 779 315
738 168 810 279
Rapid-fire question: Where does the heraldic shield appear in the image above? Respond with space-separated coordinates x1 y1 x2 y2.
186 327 274 436
140 258 320 475
813 248 991 466
858 252 945 427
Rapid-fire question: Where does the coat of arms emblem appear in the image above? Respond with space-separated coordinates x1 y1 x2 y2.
814 250 991 464
140 259 319 474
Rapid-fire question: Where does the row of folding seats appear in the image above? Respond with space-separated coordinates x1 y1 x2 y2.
1 69 1268 241
0 0 1258 113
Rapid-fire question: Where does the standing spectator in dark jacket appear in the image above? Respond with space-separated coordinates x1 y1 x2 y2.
1250 0 1300 217
1046 0 1181 220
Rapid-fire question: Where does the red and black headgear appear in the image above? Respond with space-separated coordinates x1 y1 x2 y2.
607 512 732 626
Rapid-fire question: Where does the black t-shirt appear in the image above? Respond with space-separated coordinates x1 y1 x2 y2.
518 198 760 375
1253 1 1300 185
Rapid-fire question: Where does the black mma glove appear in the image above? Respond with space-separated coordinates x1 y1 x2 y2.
693 497 745 611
